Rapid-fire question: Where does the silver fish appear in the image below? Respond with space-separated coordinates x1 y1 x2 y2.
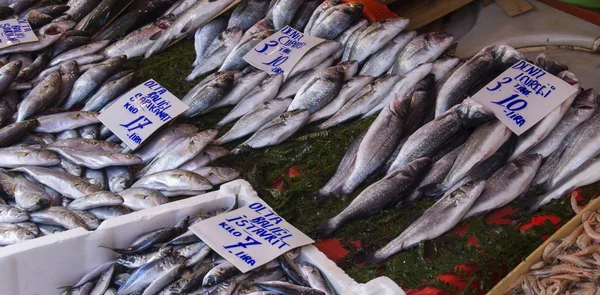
134 124 199 163
0 27 64 55
217 74 283 127
105 166 131 193
271 0 304 30
288 40 341 78
140 260 183 295
55 60 80 107
203 260 240 286
319 158 430 237
308 75 373 124
133 169 213 192
119 187 168 211
117 246 173 269
310 3 363 40
90 264 114 295
288 66 345 114
192 16 228 67
317 74 400 130
0 120 39 147
178 146 229 171
0 91 19 126
103 14 178 59
464 153 542 219
340 94 412 197
66 0 103 21
348 18 410 64
403 74 436 135
145 0 237 58
34 111 99 133
16 71 61 122
390 32 454 75
255 281 325 295
0 146 60 168
64 56 126 110
232 109 309 154
117 256 184 295
50 40 110 67
337 19 367 60
182 72 236 118
12 166 100 199
276 57 335 99
142 130 218 177
31 206 88 230
67 191 123 210
213 97 292 145
535 53 569 75
82 73 135 112
219 30 274 72
360 31 417 78
240 18 274 44
79 124 98 140
228 0 271 31
304 0 341 33
72 210 101 230
528 89 597 158
187 27 243 81
431 57 460 82
84 168 106 190
298 262 334 295
0 204 29 223
363 180 486 265
88 205 131 220
0 172 50 211
203 72 268 113
163 0 197 17
60 157 83 177
0 223 35 245
49 138 122 153
47 147 143 169
290 0 320 31
13 222 38 236
189 167 240 185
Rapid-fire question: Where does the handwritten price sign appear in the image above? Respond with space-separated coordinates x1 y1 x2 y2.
190 201 314 273
0 19 38 49
243 26 324 79
472 60 578 135
98 79 189 149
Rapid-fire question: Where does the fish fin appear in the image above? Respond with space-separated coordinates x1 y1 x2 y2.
317 220 337 238
180 20 194 35
149 31 162 41
418 183 446 198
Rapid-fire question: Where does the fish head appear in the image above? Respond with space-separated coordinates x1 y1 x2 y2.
6 206 28 220
380 17 410 30
254 18 275 31
156 13 177 29
4 60 22 75
516 153 543 170
175 216 190 230
158 245 174 257
573 89 597 111
336 60 359 80
214 167 240 180
426 32 455 48
222 27 244 46
457 99 493 127
557 71 580 88
16 228 35 240
492 45 525 67
447 179 486 204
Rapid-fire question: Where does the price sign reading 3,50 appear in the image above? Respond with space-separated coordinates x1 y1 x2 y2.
98 79 189 149
243 26 325 78
472 60 578 135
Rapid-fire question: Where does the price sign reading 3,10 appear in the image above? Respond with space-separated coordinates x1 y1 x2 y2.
243 26 325 78
472 60 578 135
98 79 189 149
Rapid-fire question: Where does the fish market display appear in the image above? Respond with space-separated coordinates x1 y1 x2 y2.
60 214 337 295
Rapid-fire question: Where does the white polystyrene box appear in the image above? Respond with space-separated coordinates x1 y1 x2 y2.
0 180 405 295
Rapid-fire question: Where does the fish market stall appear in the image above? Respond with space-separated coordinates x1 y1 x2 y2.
0 0 598 294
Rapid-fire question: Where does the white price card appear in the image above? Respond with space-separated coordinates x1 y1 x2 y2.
472 60 578 135
243 26 325 79
190 201 314 273
98 79 188 150
0 18 38 49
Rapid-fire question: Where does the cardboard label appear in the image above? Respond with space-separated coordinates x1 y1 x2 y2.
98 79 188 149
243 26 325 78
0 19 38 48
471 60 578 135
190 201 314 273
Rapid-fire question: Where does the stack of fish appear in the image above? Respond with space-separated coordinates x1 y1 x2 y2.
63 213 337 295
310 47 600 266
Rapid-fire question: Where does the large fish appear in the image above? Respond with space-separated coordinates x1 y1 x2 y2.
308 75 373 124
362 180 486 265
309 2 363 40
271 0 305 30
319 158 430 237
16 71 61 122
288 40 341 78
145 0 237 58
191 16 228 67
387 99 492 173
187 27 243 81
304 0 341 33
389 32 454 75
276 57 335 99
287 66 345 114
11 166 100 199
203 71 268 113
219 30 274 72
464 153 542 219
134 124 199 163
181 71 236 118
359 31 416 78
347 18 410 64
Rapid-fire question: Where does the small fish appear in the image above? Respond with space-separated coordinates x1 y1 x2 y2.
240 18 274 44
232 110 309 154
16 49 52 82
50 40 111 67
105 166 131 193
255 281 326 295
189 167 240 185
288 66 345 114
0 120 39 147
89 264 114 295
362 180 486 265
55 60 80 107
0 146 60 168
119 187 168 211
403 74 436 135
16 71 61 122
133 169 213 192
219 30 274 72
535 53 568 75
203 260 240 286
431 57 461 82
11 166 100 199
88 206 131 220
0 171 50 212
30 206 88 230
182 72 236 118
47 146 143 169
0 223 35 245
72 210 101 230
116 246 173 269
298 262 335 295
178 146 229 171
304 0 341 33
118 256 184 295
49 138 122 153
192 16 228 67
134 124 199 163
67 191 123 211
0 204 29 223
0 26 64 55
82 73 135 112
276 57 335 99
34 111 99 134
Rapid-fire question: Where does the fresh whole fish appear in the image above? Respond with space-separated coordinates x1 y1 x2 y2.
288 66 345 114
348 18 410 64
240 17 274 44
178 146 229 171
431 57 461 82
105 166 131 193
203 260 240 286
189 167 240 185
141 130 218 177
0 91 19 126
82 73 135 112
0 204 29 223
30 206 88 230
304 0 341 34
89 264 114 295
0 223 35 245
216 74 283 128
34 111 99 133
271 0 305 30
16 71 61 122
319 158 430 237
535 53 568 75
288 40 341 78
88 206 132 220
117 256 184 294
11 166 100 199
213 97 292 145
308 75 373 123
49 138 122 153
145 0 237 58
464 153 542 219
389 32 454 75
276 57 335 99
50 40 111 67
56 60 80 107
203 71 268 113
310 3 363 40
219 30 274 72
133 169 213 192
256 281 325 295
119 187 168 211
73 210 101 230
403 74 436 135
0 120 39 147
0 146 60 168
360 31 417 78
16 49 52 82
298 262 334 295
67 191 124 210
0 172 50 211
117 246 173 269
187 27 243 81
0 26 64 55
182 72 236 118
0 61 22 96
134 124 198 163
362 180 486 265
290 0 320 31
66 0 104 21
52 36 91 58
232 110 309 154
47 147 143 169
228 0 271 31
528 89 597 158
84 168 106 190
387 99 492 173
191 16 228 67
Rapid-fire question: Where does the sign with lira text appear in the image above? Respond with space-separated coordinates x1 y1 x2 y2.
0 18 38 49
472 60 578 135
243 26 325 79
190 201 314 273
98 79 188 149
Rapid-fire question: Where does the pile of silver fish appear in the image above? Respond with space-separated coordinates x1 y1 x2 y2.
309 47 600 265
63 213 336 295
506 198 600 295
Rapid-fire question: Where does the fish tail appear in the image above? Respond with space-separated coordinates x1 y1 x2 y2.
419 183 446 198
317 219 338 238
355 251 385 266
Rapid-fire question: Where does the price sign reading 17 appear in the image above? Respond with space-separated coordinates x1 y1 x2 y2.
243 26 325 79
98 79 189 150
472 60 578 135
